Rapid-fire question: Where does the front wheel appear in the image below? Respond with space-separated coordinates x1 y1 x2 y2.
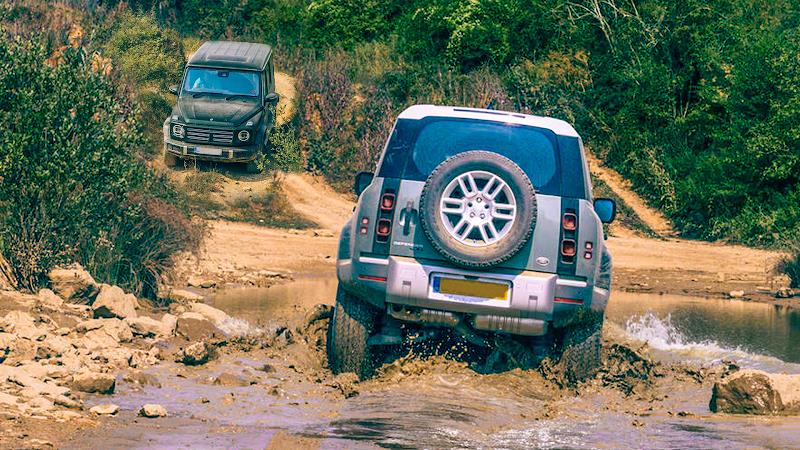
327 286 380 379
244 160 261 174
164 150 179 168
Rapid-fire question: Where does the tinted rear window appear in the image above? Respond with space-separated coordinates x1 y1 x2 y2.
379 117 583 197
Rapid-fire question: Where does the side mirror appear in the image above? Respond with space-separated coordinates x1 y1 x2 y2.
594 198 617 224
265 92 280 104
354 171 374 196
168 85 179 95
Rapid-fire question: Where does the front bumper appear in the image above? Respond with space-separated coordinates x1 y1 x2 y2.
339 255 609 335
164 138 258 163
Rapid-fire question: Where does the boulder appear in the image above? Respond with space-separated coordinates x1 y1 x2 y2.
175 314 224 342
168 289 203 303
125 316 168 338
129 349 159 369
161 313 178 336
91 347 133 368
188 303 230 326
0 311 46 340
710 369 800 415
48 264 98 302
139 403 167 418
123 371 161 388
72 371 116 394
212 372 252 387
90 404 120 415
178 341 213 366
93 285 138 319
79 319 133 350
36 289 64 309
728 290 745 298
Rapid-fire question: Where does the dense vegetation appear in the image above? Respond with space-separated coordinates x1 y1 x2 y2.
0 5 199 296
114 0 800 251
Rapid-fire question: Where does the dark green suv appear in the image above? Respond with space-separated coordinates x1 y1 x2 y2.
163 41 279 172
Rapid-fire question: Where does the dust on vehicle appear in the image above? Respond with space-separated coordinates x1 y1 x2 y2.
163 41 279 173
328 105 618 381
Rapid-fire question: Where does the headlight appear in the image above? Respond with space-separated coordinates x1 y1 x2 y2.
237 130 250 142
172 124 185 139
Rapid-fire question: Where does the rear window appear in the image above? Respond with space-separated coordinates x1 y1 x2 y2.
378 117 583 197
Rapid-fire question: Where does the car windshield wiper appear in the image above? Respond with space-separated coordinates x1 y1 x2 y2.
225 94 255 101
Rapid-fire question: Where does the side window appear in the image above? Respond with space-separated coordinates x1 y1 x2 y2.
267 60 275 93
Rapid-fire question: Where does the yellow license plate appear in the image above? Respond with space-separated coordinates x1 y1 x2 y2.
438 277 509 300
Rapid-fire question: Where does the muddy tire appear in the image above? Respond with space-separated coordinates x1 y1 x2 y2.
164 150 179 168
596 249 613 290
327 286 380 379
554 313 603 384
419 151 537 268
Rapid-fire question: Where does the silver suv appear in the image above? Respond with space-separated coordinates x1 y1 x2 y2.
328 105 616 381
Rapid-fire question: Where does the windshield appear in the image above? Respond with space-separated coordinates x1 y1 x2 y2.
379 118 566 196
182 67 261 97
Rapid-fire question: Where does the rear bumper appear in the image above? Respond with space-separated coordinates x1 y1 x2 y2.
338 254 609 335
164 139 258 163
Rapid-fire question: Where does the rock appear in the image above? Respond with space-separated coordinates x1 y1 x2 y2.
77 318 133 343
168 289 204 303
175 315 224 342
312 229 335 237
37 289 64 309
710 369 800 415
775 287 794 299
92 347 133 368
93 285 138 319
212 372 252 387
178 341 213 366
48 264 98 302
90 403 120 415
0 311 46 340
188 303 229 326
728 290 745 298
138 403 167 418
72 371 116 394
304 304 333 326
53 394 82 410
123 371 161 388
161 313 178 336
2 336 38 365
38 335 73 358
125 316 168 338
129 349 160 369
1 365 71 398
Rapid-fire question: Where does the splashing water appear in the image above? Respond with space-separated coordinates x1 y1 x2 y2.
624 312 800 374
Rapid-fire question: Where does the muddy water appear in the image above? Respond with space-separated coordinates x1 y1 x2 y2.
70 278 800 449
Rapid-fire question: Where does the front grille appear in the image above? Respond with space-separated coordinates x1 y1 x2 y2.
185 127 234 145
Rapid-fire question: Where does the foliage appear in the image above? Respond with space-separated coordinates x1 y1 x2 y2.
0 34 198 296
229 177 317 229
778 250 800 289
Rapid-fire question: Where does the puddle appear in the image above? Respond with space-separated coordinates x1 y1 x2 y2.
68 277 800 449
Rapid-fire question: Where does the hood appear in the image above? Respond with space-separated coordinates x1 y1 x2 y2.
176 96 262 126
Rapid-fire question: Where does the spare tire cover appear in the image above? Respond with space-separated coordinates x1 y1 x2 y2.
419 150 537 268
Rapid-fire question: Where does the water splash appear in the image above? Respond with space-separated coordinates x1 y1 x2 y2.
624 312 800 374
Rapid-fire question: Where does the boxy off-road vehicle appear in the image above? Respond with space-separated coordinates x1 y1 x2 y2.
163 41 279 172
329 105 617 381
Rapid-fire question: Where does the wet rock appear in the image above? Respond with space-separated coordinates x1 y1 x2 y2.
304 304 333 326
775 287 795 299
168 289 203 303
36 289 64 309
92 285 137 319
189 303 229 326
727 290 745 298
175 314 224 342
125 316 168 338
212 372 251 387
72 371 115 394
123 371 161 388
178 341 213 366
48 264 98 302
90 404 120 415
711 369 800 415
139 403 167 418
129 349 159 369
598 343 659 395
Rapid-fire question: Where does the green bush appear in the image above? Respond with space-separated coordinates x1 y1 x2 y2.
0 35 198 296
779 250 800 289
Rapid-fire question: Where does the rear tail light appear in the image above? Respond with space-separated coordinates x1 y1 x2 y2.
360 217 369 235
562 213 577 231
583 241 593 259
380 193 396 211
561 239 576 257
555 297 584 305
376 219 392 240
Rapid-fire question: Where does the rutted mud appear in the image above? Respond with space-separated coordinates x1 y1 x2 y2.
57 278 800 449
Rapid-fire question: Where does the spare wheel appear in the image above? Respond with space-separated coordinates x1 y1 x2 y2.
418 151 537 268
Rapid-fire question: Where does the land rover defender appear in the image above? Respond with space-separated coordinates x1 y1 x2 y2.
329 105 616 381
163 41 278 172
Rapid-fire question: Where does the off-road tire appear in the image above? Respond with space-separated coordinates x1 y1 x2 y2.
596 249 613 290
327 286 380 379
164 150 179 168
555 313 603 384
418 151 537 268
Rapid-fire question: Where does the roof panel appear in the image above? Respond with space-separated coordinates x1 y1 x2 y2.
188 41 272 71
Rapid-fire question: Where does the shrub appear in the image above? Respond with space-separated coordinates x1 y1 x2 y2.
0 34 198 296
778 250 800 289
229 177 316 229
